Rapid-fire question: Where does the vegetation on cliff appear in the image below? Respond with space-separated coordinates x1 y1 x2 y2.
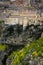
7 37 43 65
0 44 8 51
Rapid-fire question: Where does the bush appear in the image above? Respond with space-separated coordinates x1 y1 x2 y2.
0 44 8 51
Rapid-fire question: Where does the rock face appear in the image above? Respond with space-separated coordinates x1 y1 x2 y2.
0 51 5 65
0 23 43 45
0 21 43 65
23 56 43 65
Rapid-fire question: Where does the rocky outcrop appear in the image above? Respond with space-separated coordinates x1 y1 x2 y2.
0 24 43 45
